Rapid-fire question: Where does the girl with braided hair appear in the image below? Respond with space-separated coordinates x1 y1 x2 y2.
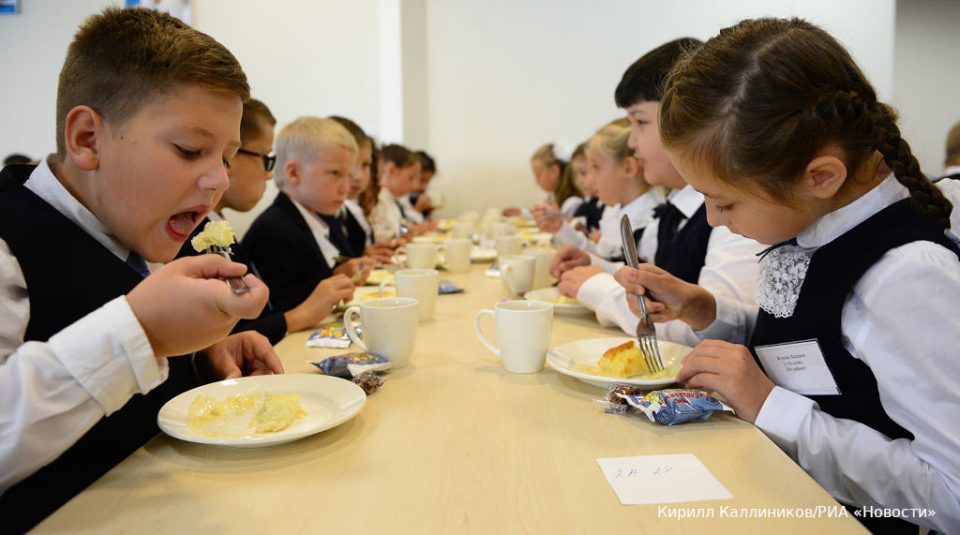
614 18 960 534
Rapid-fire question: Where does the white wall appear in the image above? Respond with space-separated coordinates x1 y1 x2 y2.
893 0 960 177
423 0 896 217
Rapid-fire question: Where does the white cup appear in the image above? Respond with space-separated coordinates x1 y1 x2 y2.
442 238 472 273
379 269 439 322
527 248 557 290
495 235 524 258
344 297 419 368
498 254 535 297
487 222 514 239
405 242 438 269
474 300 553 373
450 223 472 240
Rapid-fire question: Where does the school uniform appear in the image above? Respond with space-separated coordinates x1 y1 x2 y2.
0 159 197 531
936 164 960 182
559 194 584 218
398 195 425 223
370 188 407 243
572 196 604 233
340 199 373 256
700 176 960 533
242 191 340 314
554 189 662 261
935 169 960 238
577 184 761 347
177 213 286 345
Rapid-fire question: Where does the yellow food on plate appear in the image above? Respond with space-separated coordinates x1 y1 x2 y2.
597 340 651 378
188 391 306 437
360 290 397 301
547 295 579 306
365 270 395 286
190 220 236 252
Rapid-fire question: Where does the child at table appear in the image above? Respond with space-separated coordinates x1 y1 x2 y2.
616 18 960 533
569 142 605 235
370 144 437 242
329 115 396 263
553 38 761 348
0 8 280 530
178 101 357 342
243 117 370 316
505 142 583 219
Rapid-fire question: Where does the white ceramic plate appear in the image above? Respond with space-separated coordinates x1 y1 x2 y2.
471 247 497 263
158 374 365 448
524 287 592 315
547 337 692 388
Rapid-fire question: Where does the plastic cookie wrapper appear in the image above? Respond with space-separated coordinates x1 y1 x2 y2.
190 220 249 295
619 389 733 425
306 322 361 349
311 351 390 379
597 384 647 415
438 280 465 294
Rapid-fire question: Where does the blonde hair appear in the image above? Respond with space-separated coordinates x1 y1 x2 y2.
274 116 359 187
946 120 960 167
588 121 632 162
531 143 581 206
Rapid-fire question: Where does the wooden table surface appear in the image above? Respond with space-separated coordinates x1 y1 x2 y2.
36 263 866 534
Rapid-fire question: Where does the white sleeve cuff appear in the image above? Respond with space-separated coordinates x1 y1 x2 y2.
754 386 816 455
577 273 622 310
695 294 744 342
47 296 166 415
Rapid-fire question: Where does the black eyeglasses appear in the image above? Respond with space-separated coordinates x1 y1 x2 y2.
236 148 276 172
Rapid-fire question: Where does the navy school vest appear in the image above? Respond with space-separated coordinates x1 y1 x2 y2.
749 199 959 534
653 203 712 284
0 164 198 532
341 206 369 258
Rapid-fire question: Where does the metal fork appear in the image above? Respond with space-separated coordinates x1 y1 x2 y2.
619 215 664 373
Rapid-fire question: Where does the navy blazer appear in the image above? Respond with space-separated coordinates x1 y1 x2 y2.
242 191 334 313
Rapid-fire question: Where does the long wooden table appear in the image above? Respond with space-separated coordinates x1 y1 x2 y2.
36 264 866 534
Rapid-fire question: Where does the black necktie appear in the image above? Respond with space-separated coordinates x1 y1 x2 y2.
125 251 150 278
655 201 686 246
395 200 409 220
756 238 799 260
320 213 355 258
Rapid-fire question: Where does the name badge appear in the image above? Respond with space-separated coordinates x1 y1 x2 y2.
754 339 840 396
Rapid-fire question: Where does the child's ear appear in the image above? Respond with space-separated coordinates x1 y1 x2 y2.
284 160 300 185
802 153 847 199
63 105 104 171
623 155 640 176
384 162 397 176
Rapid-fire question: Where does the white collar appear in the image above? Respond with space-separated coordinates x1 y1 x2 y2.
941 165 960 178
25 156 129 261
289 197 330 237
666 184 705 218
795 174 907 249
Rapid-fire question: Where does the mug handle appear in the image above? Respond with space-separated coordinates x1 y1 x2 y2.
501 263 517 296
343 306 366 350
473 309 500 356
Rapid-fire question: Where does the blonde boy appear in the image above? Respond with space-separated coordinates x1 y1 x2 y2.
244 117 369 316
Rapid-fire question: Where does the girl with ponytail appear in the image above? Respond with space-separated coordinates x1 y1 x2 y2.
615 18 960 534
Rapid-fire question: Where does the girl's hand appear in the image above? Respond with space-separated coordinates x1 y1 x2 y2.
531 203 562 233
613 264 716 330
549 245 591 278
676 340 775 423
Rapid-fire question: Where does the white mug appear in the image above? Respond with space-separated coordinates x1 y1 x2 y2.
442 238 472 273
527 248 557 290
498 254 535 297
495 235 524 258
344 297 419 367
405 242 438 269
487 222 514 239
379 269 439 322
474 300 553 373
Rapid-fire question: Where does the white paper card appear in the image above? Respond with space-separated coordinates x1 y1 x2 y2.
755 339 840 396
596 454 733 505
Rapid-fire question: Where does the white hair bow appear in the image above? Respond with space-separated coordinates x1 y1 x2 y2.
551 140 575 163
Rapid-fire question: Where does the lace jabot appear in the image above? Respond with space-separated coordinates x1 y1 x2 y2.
755 244 813 319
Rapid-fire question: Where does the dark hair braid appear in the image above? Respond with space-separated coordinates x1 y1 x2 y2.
873 105 953 230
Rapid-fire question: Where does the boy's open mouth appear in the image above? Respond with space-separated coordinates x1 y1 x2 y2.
166 207 207 242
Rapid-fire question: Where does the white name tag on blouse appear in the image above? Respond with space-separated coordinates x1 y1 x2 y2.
754 339 840 396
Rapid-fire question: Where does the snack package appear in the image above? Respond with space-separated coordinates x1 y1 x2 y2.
353 371 385 395
438 280 464 294
598 384 645 415
311 352 390 379
306 322 360 349
620 389 733 425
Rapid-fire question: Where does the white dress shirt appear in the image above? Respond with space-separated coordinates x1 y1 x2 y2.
288 197 340 269
370 188 405 243
398 195 425 223
342 199 373 249
934 176 960 239
701 176 960 533
578 184 762 348
0 157 165 493
560 195 583 218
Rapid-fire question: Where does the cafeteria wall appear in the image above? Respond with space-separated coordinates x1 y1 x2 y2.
1 1 955 232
